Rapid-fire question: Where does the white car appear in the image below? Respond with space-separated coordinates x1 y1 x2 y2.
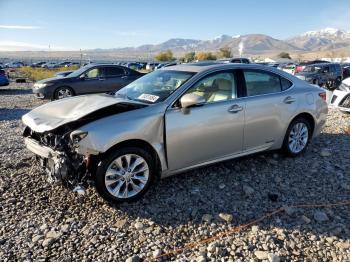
330 77 350 113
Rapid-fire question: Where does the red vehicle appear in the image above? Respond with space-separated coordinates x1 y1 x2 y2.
295 60 330 74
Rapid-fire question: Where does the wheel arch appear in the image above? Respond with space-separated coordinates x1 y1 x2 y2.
96 139 162 176
289 112 315 138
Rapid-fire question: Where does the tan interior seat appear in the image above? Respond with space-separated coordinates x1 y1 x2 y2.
207 78 232 102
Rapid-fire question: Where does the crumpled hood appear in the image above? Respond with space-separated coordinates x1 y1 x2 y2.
22 94 141 133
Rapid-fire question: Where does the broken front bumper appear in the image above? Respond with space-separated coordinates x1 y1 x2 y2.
24 137 87 185
24 137 58 158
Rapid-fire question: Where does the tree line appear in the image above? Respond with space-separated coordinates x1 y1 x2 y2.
154 48 292 62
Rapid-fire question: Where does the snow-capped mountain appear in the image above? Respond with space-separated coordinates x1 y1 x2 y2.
286 28 350 51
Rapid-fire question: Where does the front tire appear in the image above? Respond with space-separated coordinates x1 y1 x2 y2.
282 117 311 157
54 87 74 100
95 147 156 203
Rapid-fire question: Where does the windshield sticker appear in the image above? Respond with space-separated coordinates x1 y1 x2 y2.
137 94 160 102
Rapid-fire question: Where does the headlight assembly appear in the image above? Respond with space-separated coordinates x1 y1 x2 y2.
34 83 53 89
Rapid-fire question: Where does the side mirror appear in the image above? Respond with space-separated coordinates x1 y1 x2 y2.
79 74 86 80
180 93 205 108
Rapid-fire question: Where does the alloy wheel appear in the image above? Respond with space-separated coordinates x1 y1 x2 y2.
57 88 73 99
288 122 309 154
104 154 149 199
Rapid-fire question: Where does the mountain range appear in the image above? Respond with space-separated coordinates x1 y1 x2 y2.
80 28 350 59
2 28 350 60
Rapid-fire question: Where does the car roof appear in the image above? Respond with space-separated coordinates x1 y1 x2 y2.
162 62 278 73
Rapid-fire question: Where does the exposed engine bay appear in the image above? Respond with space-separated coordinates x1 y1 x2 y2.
23 102 147 188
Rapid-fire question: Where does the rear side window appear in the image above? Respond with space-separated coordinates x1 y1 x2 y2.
243 70 281 96
104 67 125 77
281 77 292 91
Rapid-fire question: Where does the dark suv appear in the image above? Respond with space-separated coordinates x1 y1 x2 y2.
295 63 342 90
33 64 144 100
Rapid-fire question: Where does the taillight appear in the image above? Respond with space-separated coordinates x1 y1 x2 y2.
319 92 326 101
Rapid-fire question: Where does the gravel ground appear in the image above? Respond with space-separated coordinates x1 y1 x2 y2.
0 82 350 262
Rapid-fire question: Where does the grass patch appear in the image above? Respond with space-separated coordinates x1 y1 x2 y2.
18 66 80 82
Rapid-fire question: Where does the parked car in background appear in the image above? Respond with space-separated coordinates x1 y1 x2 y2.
32 64 144 100
295 63 342 90
155 61 178 69
66 62 80 67
42 62 58 69
22 63 327 203
138 62 147 70
0 69 9 86
126 62 143 70
341 65 350 79
54 70 74 78
146 62 160 70
279 64 296 75
295 60 330 74
5 61 24 68
31 61 47 68
56 61 72 67
330 77 350 113
229 57 251 64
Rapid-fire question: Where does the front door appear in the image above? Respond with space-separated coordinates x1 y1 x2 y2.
165 71 245 171
74 67 103 94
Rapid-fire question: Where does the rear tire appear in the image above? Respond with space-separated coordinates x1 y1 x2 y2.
95 147 156 203
282 117 312 157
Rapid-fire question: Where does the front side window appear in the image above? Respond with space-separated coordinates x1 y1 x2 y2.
185 72 237 103
243 70 281 96
85 68 101 78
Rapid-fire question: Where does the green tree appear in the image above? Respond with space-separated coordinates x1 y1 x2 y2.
155 50 174 61
196 52 217 61
277 52 291 59
219 47 232 58
184 52 196 62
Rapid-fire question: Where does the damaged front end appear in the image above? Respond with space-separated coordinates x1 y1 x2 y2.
23 125 91 188
22 101 147 189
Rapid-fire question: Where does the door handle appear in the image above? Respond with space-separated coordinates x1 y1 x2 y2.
228 104 243 113
283 96 296 104
121 76 128 79
99 78 106 81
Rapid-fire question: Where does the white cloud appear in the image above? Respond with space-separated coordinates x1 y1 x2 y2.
0 25 41 30
0 41 69 51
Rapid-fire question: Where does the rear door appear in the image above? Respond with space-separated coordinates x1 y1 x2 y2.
241 69 297 151
101 66 128 92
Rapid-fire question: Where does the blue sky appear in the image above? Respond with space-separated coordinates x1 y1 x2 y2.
1 0 350 50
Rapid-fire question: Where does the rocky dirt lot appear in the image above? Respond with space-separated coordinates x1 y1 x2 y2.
0 82 349 262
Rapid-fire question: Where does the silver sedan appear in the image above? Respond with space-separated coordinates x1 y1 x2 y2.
22 63 328 203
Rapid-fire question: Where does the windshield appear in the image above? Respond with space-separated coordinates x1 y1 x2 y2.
67 65 89 77
116 70 195 103
302 65 321 73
